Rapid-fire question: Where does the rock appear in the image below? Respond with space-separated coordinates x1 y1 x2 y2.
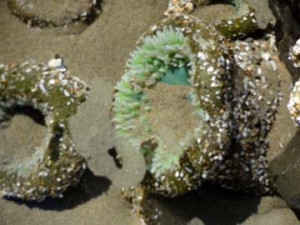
150 185 299 225
265 5 300 209
7 0 100 28
269 130 300 209
267 59 295 162
186 218 205 225
268 0 300 82
242 208 300 225
261 0 300 212
192 0 275 30
266 39 300 212
242 196 299 225
248 0 276 29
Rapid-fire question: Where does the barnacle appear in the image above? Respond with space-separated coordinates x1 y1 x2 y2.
0 59 89 201
7 0 101 28
213 0 258 38
288 39 300 69
165 0 258 38
288 79 300 126
287 39 300 125
211 35 281 193
113 14 232 196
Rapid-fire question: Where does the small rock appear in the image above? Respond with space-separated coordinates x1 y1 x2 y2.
48 57 64 69
186 218 205 225
242 196 299 224
7 0 101 28
248 0 276 29
242 208 300 225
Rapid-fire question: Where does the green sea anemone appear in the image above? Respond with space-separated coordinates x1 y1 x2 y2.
113 14 232 196
0 59 89 201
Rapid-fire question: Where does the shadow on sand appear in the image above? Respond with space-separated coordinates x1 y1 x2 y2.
153 183 261 225
5 169 111 211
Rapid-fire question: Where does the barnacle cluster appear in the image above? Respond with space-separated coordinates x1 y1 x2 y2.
288 80 300 126
288 39 300 126
166 0 259 40
0 59 89 201
212 35 281 193
165 0 195 15
8 0 101 28
113 1 281 197
288 38 300 68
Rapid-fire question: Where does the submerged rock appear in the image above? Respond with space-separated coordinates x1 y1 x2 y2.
7 0 101 28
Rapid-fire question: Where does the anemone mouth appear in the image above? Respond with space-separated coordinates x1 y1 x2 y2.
143 83 199 174
146 83 198 149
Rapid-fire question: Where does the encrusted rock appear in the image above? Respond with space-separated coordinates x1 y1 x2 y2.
8 0 101 28
113 0 281 197
0 58 89 201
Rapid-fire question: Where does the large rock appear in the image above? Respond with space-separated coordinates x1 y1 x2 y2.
266 0 300 211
